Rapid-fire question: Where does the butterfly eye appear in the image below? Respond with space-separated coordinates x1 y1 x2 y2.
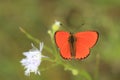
60 23 62 26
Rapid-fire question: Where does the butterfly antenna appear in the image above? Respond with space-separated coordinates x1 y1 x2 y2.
79 23 85 28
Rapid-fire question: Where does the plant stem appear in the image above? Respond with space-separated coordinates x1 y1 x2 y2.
19 27 52 53
94 53 100 80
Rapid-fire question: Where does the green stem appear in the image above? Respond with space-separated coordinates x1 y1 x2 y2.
94 53 100 80
19 27 52 54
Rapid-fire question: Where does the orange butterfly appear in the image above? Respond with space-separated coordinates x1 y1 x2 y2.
54 31 99 59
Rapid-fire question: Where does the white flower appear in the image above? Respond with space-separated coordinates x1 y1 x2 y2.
20 42 45 76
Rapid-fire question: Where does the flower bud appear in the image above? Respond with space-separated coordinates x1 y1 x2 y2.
52 20 61 32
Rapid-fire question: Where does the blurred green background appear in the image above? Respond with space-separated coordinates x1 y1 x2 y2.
0 0 120 80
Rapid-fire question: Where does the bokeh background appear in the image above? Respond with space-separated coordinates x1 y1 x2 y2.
0 0 120 80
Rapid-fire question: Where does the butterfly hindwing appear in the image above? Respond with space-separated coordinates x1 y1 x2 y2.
55 31 72 59
74 31 98 59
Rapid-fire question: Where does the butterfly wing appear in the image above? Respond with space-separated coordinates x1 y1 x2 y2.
55 31 71 59
74 31 98 59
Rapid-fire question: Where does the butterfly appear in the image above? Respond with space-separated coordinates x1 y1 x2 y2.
54 31 99 59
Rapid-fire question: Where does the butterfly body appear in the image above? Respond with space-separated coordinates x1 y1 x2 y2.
55 31 98 60
68 33 76 58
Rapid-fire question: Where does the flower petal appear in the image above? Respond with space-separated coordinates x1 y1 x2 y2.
20 42 46 76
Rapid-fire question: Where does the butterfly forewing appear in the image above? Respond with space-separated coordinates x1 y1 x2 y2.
55 31 72 59
74 31 98 59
